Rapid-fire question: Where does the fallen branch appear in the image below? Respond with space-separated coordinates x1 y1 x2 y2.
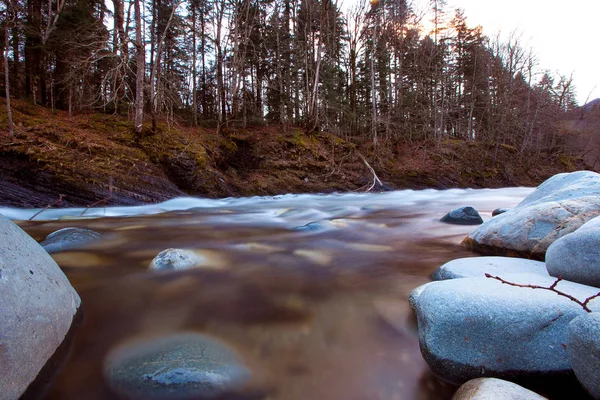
80 178 114 216
29 194 65 221
485 274 600 313
357 152 385 192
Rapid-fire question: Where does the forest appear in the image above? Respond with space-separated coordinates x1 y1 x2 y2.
1 0 581 154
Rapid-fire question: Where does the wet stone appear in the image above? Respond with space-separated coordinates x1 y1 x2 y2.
104 333 252 399
492 208 510 216
150 248 206 271
440 206 483 225
40 227 103 253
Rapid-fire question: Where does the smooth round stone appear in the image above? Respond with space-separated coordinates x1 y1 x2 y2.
408 282 435 313
150 248 207 271
546 216 600 287
431 256 549 281
40 227 103 253
567 313 600 399
440 206 483 225
453 377 546 399
104 333 252 399
0 214 81 398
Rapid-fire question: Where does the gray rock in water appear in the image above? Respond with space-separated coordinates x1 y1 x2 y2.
567 313 600 399
431 256 548 281
452 377 547 400
104 333 252 399
415 273 600 384
150 248 207 271
0 214 81 399
464 172 600 259
492 208 510 217
408 282 435 313
440 206 483 225
40 227 103 253
546 216 600 287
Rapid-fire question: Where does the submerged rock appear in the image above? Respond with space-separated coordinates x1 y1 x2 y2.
40 226 103 253
150 248 207 271
440 206 483 225
567 313 600 399
546 216 600 287
431 256 548 281
104 333 252 399
453 377 546 400
464 171 600 259
0 214 81 399
414 273 600 384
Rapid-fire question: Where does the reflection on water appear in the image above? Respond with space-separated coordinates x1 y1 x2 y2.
11 188 532 399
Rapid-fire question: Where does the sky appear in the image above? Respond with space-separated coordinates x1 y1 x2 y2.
444 0 599 105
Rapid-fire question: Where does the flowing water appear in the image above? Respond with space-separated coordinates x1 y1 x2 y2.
4 187 533 400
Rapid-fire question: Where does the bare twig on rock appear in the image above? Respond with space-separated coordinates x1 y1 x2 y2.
485 273 600 313
29 194 65 221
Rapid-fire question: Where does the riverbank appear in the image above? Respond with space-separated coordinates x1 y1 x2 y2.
0 99 590 207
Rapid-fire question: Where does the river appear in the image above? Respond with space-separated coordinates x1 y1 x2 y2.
4 187 533 400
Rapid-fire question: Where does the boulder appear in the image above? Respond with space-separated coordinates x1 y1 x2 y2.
567 313 600 399
546 216 600 287
452 377 546 400
104 333 252 399
414 273 600 384
150 248 207 271
0 214 81 399
408 282 435 312
440 206 484 225
432 256 548 281
464 171 600 259
40 227 103 253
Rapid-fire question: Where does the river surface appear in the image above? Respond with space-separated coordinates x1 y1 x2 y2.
4 187 533 400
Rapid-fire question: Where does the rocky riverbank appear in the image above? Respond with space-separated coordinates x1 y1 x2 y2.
0 99 591 208
411 171 600 398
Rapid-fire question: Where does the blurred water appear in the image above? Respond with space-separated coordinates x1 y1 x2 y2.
10 187 533 400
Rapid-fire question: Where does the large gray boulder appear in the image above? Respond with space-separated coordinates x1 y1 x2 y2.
464 171 600 259
415 273 600 384
452 377 547 400
546 216 600 287
567 313 600 399
104 333 252 399
0 214 81 399
432 256 548 281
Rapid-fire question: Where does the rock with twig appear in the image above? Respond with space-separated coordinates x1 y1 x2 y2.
546 216 600 287
441 206 484 225
40 227 103 254
413 273 600 384
464 171 600 259
0 214 81 399
431 256 548 281
567 313 600 399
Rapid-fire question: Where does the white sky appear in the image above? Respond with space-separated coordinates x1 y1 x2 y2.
444 0 599 105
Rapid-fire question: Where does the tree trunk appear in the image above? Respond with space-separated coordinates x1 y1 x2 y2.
4 4 14 136
134 0 144 136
